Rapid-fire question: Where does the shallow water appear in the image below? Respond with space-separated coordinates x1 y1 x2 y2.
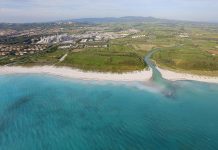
0 74 218 150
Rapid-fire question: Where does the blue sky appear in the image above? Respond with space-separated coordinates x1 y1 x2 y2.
0 0 218 23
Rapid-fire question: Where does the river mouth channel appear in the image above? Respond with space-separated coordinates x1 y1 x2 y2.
144 49 177 98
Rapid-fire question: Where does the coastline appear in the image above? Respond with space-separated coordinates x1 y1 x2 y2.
0 66 218 83
157 67 218 84
0 66 152 82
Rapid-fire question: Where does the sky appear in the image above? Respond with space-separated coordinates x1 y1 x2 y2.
0 0 218 23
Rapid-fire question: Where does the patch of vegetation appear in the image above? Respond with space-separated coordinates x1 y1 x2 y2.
59 47 146 72
152 45 218 76
1 43 147 72
0 46 64 66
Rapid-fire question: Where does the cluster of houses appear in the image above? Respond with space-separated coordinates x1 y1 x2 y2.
37 31 130 45
0 44 47 56
179 33 189 38
0 29 17 37
32 28 141 51
85 45 108 48
132 35 146 39
59 42 108 49
37 32 127 50
36 29 139 49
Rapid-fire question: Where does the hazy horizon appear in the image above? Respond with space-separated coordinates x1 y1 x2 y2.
0 0 218 23
1 16 218 24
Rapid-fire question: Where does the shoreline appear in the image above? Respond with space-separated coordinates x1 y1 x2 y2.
0 66 218 83
157 67 218 84
0 66 152 82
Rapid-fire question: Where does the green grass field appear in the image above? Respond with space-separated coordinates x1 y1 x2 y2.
152 40 218 76
59 47 145 72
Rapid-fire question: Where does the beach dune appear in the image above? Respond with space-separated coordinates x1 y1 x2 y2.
0 66 218 83
157 67 218 84
0 66 152 82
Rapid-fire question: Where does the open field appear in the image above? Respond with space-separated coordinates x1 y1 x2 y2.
0 43 147 73
1 21 218 75
152 39 218 76
59 48 145 73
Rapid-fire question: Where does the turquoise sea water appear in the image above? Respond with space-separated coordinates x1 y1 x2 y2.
0 74 218 150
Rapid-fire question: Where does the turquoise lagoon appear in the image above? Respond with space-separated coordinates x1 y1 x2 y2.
0 74 218 150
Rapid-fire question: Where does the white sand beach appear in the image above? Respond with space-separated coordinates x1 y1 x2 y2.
157 67 218 84
1 66 218 83
0 66 152 82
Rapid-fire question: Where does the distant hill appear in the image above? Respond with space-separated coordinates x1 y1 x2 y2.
64 16 218 26
1 16 217 28
69 16 166 24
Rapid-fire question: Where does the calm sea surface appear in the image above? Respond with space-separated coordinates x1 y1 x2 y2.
0 74 218 150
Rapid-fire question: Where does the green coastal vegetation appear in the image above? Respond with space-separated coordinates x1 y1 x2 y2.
0 43 147 73
152 45 218 76
1 19 218 75
151 25 218 76
59 48 145 73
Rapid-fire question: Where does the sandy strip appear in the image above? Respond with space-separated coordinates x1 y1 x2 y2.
157 67 218 84
0 66 152 82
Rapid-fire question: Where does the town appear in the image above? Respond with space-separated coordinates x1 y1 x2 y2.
0 44 47 56
0 25 139 56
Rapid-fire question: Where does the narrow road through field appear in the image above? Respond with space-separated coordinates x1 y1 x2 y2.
59 53 68 62
53 53 68 66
